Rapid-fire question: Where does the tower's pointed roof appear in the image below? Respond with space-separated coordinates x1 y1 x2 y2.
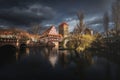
59 22 68 27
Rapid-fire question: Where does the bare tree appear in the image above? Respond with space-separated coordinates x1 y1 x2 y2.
103 12 109 37
112 0 120 35
29 24 41 34
73 11 85 34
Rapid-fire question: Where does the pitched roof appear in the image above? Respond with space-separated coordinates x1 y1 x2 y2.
42 26 58 36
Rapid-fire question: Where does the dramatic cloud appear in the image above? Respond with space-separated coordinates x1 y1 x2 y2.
0 0 115 30
86 16 103 25
0 4 56 27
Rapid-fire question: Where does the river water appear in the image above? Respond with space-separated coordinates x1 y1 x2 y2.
0 47 120 80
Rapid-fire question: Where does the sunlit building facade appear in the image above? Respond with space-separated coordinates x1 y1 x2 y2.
59 22 69 38
40 25 62 47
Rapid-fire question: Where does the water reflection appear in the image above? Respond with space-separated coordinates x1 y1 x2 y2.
26 48 30 55
48 53 58 67
0 45 16 66
16 48 30 61
0 47 30 65
59 51 69 68
40 47 59 67
0 46 120 80
16 51 19 61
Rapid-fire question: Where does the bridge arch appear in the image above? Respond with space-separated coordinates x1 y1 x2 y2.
0 45 17 64
0 43 18 49
61 37 71 48
19 43 27 50
0 45 17 54
0 38 19 49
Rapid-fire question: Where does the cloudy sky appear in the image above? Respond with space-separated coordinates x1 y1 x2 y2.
0 0 115 31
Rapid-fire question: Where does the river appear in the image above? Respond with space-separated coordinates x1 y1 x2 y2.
0 47 120 80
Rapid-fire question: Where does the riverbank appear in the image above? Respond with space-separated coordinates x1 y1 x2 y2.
59 48 74 50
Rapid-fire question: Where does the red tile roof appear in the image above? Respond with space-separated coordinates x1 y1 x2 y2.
59 22 68 27
42 26 58 36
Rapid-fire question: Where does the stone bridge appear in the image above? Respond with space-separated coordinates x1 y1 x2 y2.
61 37 71 48
0 38 27 49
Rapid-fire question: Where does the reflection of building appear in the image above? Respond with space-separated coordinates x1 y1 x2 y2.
59 22 69 38
48 54 58 67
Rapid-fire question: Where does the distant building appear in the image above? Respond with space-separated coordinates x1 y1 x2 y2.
0 28 39 47
59 22 69 38
84 28 93 35
0 28 30 39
